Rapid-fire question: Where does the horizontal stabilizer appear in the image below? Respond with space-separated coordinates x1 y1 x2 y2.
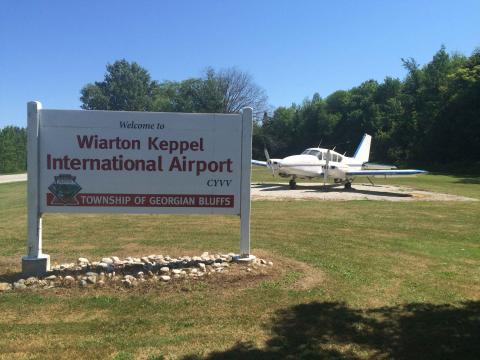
251 160 268 167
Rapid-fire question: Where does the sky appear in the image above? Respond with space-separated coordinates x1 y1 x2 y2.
1 0 479 127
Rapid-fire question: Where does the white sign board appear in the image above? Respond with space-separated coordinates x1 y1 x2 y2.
23 102 253 275
39 109 247 215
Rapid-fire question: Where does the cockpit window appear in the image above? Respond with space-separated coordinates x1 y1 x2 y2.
302 149 320 157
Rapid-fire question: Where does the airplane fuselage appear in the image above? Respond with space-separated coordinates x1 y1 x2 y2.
271 148 360 181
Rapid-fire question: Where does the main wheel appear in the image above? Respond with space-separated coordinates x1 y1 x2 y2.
344 182 352 190
289 179 297 190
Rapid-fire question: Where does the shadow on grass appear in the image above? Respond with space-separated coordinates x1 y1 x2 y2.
454 178 480 185
182 301 480 360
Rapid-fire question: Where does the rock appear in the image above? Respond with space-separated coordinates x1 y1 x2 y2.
267 261 273 266
259 259 267 265
17 278 25 284
173 274 181 279
193 256 202 262
78 257 89 264
246 268 252 272
37 280 48 287
197 263 206 270
64 276 75 284
141 257 150 263
201 251 209 258
79 280 88 288
13 282 27 290
96 280 105 287
98 262 110 270
85 272 97 277
101 257 113 264
190 268 198 274
124 275 136 282
0 283 12 292
44 275 57 281
24 277 38 286
122 279 132 288
160 275 171 281
86 276 96 284
172 269 181 275
111 256 121 263
213 262 222 268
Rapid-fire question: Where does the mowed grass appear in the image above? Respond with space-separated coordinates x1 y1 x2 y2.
0 172 479 359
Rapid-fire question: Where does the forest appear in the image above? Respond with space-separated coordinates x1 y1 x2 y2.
1 46 478 173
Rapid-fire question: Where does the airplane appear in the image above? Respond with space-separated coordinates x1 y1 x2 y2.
251 134 427 190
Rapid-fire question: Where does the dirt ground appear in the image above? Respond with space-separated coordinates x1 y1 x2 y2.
251 182 477 202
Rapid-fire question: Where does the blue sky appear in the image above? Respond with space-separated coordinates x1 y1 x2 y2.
1 0 479 127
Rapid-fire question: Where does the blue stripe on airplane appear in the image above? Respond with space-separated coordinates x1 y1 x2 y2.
346 170 427 176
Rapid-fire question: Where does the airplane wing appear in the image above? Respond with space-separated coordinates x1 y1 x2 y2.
252 160 268 167
346 169 427 176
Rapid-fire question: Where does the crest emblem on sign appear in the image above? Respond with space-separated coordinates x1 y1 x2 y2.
48 174 82 205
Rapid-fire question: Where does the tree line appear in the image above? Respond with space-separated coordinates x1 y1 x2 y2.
1 46 478 173
0 126 27 173
259 47 479 168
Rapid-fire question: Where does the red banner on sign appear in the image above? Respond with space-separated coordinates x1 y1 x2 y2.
46 193 234 208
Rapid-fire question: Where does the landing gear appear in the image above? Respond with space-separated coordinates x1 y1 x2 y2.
289 178 297 190
344 181 352 190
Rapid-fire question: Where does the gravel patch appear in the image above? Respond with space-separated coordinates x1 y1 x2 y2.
251 183 477 202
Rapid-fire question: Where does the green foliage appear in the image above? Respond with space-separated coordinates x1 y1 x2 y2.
80 62 268 116
3 47 479 171
0 126 27 173
256 47 480 168
80 59 158 111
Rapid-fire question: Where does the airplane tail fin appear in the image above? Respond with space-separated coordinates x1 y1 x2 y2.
353 134 371 164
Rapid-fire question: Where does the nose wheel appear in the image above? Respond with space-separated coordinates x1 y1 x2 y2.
289 178 297 190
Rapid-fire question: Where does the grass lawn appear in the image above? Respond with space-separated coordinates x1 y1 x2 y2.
0 171 479 359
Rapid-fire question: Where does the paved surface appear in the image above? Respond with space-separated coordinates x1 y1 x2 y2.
251 182 477 202
0 173 27 184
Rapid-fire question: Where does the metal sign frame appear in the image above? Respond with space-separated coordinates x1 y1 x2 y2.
22 101 253 275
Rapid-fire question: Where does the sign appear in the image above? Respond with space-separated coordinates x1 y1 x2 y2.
23 102 253 275
39 109 247 214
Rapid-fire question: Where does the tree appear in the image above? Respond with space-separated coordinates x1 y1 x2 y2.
0 126 27 173
201 67 269 116
80 59 158 111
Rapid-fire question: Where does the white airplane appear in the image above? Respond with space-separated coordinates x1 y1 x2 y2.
252 134 427 189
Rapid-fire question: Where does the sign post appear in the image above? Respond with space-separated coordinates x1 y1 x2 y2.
239 108 253 259
22 101 50 275
22 102 254 275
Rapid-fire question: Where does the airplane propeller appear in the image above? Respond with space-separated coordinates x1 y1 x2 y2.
323 149 330 187
264 147 275 177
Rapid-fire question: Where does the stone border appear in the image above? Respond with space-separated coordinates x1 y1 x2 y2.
0 252 273 292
